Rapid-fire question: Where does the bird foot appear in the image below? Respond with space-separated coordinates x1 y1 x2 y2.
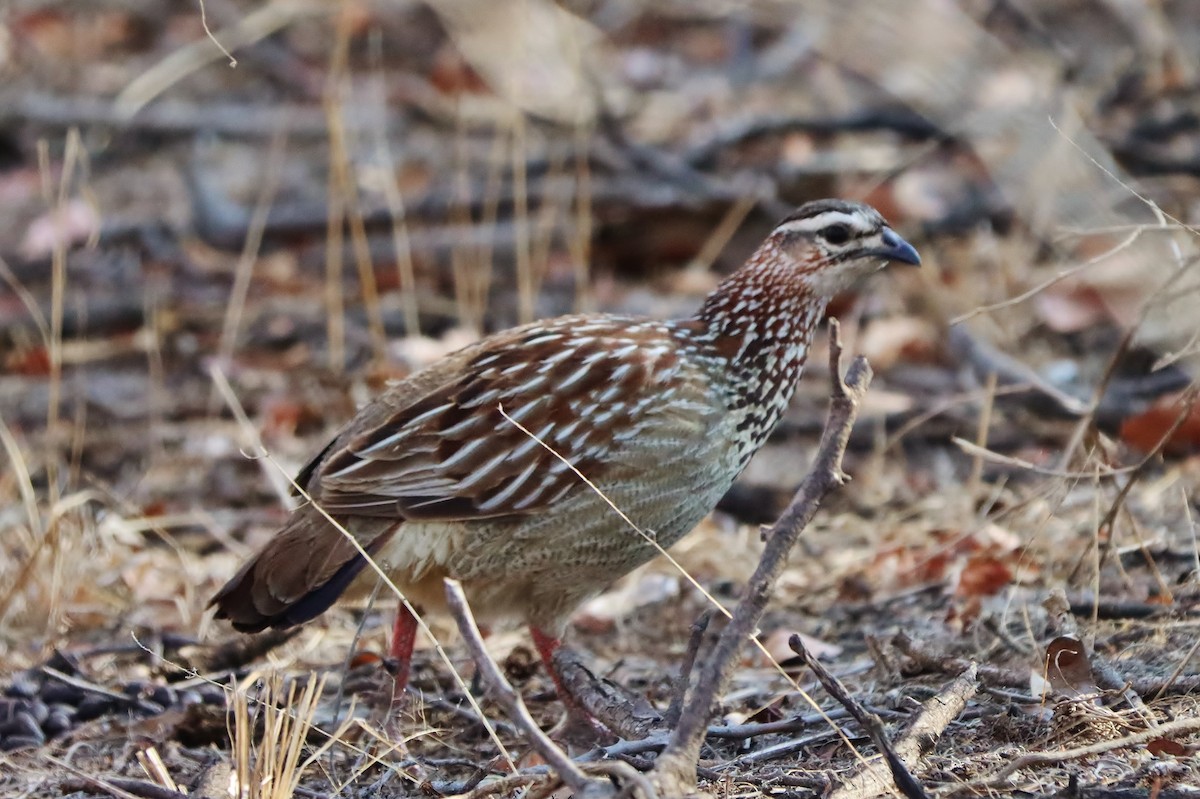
548 707 618 750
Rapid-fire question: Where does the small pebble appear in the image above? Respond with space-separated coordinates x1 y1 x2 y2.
0 735 43 752
47 703 74 718
42 710 72 737
73 696 113 722
4 711 44 741
25 700 48 725
198 685 226 704
40 683 84 705
150 685 177 708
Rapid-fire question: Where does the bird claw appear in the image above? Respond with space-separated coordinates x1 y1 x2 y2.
549 708 618 750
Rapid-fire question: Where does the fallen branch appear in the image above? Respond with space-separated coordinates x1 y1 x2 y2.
553 648 662 740
978 714 1200 787
61 776 187 799
651 318 872 795
790 634 929 799
663 611 712 728
460 771 550 799
829 666 978 799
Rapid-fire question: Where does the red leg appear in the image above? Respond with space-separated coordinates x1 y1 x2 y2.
389 604 418 706
530 626 613 743
532 626 587 712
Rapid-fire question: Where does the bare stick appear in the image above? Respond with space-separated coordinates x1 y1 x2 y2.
663 611 712 727
442 579 612 799
789 635 929 799
652 319 872 795
553 648 662 740
828 666 977 799
976 714 1200 787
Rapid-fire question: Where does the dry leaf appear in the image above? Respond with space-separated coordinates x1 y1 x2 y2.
425 0 626 124
575 572 680 632
1119 393 1200 456
858 316 937 370
1034 284 1109 333
760 628 842 666
1043 635 1097 698
19 199 100 259
952 554 1013 598
1147 737 1190 758
859 388 916 417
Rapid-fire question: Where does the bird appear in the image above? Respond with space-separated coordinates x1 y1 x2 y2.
209 198 920 713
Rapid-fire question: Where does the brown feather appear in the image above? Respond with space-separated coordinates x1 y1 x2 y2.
209 505 397 631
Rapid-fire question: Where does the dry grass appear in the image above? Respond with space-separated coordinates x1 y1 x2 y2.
229 672 333 799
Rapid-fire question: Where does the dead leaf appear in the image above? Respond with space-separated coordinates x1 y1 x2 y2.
576 573 680 632
760 628 842 666
1034 284 1109 333
19 199 100 259
858 316 937 370
261 396 323 439
4 346 52 376
1147 737 1190 758
952 554 1013 598
424 0 627 124
392 328 480 371
745 697 786 724
859 388 916 417
1119 393 1200 456
1043 635 1097 698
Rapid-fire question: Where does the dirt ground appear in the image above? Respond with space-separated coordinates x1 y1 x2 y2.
2 2 1200 798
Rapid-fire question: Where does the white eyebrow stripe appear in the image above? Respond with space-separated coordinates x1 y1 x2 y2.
775 210 872 237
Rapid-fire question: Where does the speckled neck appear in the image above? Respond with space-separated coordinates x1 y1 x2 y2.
684 238 827 459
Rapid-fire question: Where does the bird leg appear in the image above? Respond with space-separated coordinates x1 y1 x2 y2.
530 626 615 744
530 627 570 704
388 603 419 708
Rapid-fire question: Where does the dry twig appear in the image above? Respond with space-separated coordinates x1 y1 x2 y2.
789 634 929 799
977 715 1200 787
554 648 662 740
663 611 712 728
651 318 872 795
828 666 978 799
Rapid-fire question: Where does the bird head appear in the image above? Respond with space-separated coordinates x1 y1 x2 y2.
769 199 920 299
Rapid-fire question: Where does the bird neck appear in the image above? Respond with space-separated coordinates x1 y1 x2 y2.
690 243 825 366
686 244 828 450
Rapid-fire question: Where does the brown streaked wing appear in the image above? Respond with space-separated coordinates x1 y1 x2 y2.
314 321 685 520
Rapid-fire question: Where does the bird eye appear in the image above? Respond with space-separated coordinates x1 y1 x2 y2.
819 224 851 245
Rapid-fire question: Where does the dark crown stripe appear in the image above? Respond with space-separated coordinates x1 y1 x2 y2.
778 199 887 229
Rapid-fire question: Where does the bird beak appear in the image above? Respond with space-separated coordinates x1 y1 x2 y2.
874 228 921 266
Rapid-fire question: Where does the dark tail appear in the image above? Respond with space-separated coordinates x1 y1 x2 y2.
209 507 395 632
